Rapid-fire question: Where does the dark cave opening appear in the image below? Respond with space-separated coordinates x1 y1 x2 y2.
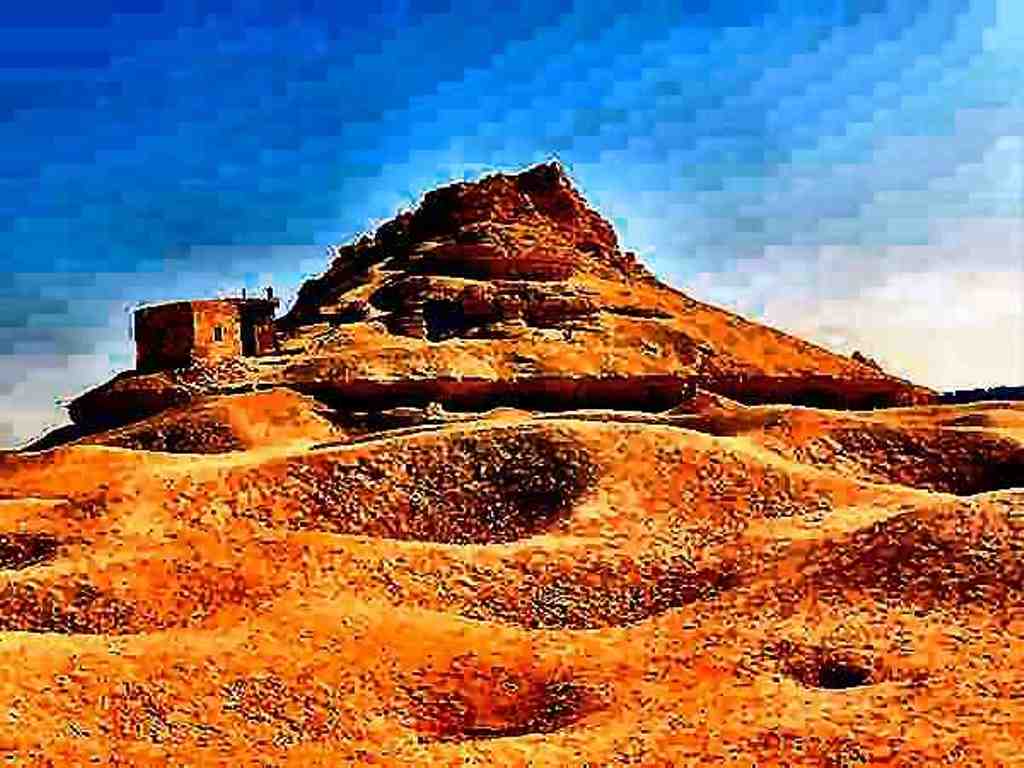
423 299 477 341
815 661 872 690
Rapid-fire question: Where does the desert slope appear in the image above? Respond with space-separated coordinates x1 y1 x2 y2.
0 394 1022 764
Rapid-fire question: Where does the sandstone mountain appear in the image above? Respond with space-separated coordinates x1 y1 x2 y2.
67 162 931 437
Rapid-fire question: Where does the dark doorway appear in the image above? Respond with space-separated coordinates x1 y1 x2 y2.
241 323 257 356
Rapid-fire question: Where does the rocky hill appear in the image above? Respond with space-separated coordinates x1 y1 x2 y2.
67 161 933 438
5 164 1024 766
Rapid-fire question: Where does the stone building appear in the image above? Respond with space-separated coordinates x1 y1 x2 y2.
134 296 279 373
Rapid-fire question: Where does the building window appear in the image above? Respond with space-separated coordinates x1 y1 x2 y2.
213 325 224 342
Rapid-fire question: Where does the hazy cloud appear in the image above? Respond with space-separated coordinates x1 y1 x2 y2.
684 216 1024 390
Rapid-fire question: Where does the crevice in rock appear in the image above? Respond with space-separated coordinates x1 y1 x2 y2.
710 374 919 410
600 306 674 320
300 375 690 416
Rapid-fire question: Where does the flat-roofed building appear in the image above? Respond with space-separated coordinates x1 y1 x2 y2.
133 296 279 373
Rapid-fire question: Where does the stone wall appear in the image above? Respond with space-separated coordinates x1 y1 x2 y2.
190 301 244 362
134 299 278 373
134 302 196 373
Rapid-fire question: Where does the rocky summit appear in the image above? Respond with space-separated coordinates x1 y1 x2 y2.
67 161 930 440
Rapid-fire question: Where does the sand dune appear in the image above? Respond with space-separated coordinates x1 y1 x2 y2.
0 391 1022 765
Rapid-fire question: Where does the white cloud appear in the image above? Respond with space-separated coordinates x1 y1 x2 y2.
0 354 108 449
761 267 1023 390
682 216 1024 391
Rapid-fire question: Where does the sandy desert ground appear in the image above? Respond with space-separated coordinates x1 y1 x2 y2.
1 388 1023 766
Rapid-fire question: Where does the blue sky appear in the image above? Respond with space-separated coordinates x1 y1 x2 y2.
1 0 1022 446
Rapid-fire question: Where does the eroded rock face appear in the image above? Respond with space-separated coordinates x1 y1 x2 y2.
373 162 642 281
64 162 934 436
367 276 601 340
281 162 650 329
